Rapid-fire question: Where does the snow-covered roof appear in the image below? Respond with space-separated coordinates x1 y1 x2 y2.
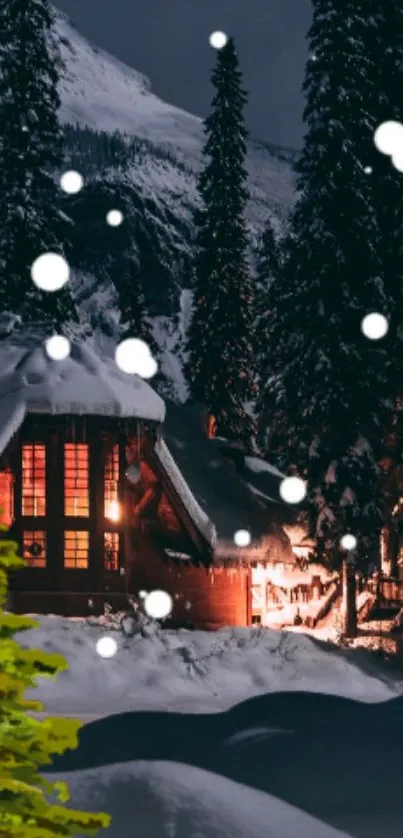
154 436 217 549
0 330 165 457
158 401 295 563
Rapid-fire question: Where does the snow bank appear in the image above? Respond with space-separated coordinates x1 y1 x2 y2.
19 616 403 718
47 760 352 838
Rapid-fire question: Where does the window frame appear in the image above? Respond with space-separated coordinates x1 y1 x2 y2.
13 417 133 586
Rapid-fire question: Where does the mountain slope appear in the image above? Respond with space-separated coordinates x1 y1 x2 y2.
50 10 297 398
55 10 296 234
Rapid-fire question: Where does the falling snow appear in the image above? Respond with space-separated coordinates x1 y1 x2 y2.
45 335 71 361
144 590 174 620
115 337 158 379
106 209 124 226
361 312 388 340
279 476 307 504
30 252 70 292
60 169 84 194
209 31 228 50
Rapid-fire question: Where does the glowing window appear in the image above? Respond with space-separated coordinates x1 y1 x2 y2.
22 444 46 516
23 530 46 568
206 414 217 439
64 444 89 517
64 530 89 569
104 532 119 571
0 469 14 528
104 444 120 522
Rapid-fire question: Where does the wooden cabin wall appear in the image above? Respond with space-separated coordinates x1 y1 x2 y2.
125 532 249 629
125 430 250 628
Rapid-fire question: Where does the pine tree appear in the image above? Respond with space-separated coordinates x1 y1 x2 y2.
0 0 77 328
185 38 256 447
254 217 281 378
259 1 392 577
116 256 149 340
368 2 403 575
0 529 110 836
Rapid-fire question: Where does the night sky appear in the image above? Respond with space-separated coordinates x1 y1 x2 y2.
55 0 312 149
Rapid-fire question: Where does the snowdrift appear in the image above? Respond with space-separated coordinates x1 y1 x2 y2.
47 760 353 838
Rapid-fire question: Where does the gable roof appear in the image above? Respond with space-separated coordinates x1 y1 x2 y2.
156 401 295 563
0 329 165 457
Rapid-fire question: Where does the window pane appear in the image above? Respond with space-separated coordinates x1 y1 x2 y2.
0 469 14 528
104 532 119 571
22 444 46 516
64 444 89 517
64 530 89 569
104 444 120 522
23 530 46 568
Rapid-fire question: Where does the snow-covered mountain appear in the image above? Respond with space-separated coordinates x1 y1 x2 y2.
51 10 297 398
55 10 296 235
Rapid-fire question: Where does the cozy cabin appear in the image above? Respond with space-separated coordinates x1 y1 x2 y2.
0 331 167 614
1 327 328 629
160 402 335 628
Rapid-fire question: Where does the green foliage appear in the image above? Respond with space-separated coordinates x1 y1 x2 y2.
259 0 392 566
0 0 77 329
0 529 110 837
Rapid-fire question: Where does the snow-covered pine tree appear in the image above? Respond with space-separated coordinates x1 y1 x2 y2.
368 2 403 575
185 38 256 447
259 1 392 575
0 0 77 327
254 217 281 379
116 257 149 341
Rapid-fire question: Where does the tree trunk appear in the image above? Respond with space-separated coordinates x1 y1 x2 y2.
380 523 399 578
341 557 357 638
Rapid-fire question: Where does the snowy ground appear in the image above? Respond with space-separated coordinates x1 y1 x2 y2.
47 761 354 838
19 616 403 837
20 615 403 718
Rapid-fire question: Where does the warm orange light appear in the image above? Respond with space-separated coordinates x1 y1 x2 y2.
106 500 121 522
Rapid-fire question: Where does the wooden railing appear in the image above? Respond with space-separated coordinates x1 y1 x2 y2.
373 576 403 606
